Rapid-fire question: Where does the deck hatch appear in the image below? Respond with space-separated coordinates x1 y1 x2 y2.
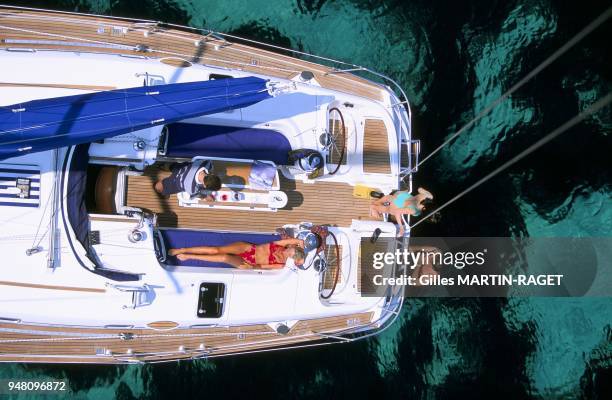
209 74 234 80
363 119 391 174
197 282 225 318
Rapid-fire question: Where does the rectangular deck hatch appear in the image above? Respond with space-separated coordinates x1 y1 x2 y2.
209 74 233 80
197 282 225 318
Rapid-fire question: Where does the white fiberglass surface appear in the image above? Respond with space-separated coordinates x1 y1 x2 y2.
0 49 399 328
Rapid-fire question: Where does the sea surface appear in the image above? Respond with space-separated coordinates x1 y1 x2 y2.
1 0 611 398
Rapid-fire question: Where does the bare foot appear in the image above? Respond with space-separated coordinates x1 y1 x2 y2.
154 181 163 194
176 254 190 261
168 248 182 256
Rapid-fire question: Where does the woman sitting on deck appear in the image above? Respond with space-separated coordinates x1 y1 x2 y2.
169 238 306 269
369 187 434 236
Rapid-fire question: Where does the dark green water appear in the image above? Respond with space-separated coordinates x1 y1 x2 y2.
1 0 611 398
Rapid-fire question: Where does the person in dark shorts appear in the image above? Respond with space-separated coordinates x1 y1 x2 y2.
154 159 222 201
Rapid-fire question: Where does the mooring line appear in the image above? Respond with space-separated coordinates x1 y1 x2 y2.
411 92 612 229
416 6 612 169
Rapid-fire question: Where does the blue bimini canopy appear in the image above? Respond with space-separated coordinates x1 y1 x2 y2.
165 123 292 164
0 76 271 160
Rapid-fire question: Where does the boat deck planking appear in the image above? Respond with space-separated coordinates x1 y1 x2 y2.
363 119 392 174
0 7 386 102
323 245 343 290
126 166 372 232
0 312 373 363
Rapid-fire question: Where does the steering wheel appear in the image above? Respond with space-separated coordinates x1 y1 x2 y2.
320 230 341 299
295 231 321 270
320 107 346 175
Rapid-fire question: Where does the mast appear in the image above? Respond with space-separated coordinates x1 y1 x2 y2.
47 148 61 268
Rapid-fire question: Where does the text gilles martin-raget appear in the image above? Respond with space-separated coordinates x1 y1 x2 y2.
370 248 563 287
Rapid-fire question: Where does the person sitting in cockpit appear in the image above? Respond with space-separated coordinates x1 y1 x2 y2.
168 238 306 269
154 159 222 201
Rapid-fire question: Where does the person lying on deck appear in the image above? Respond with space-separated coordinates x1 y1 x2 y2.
154 159 222 200
369 187 434 236
168 238 306 269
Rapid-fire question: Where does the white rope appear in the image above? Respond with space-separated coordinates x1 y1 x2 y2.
0 4 415 106
0 23 302 75
410 92 612 229
154 46 301 74
0 234 41 241
1 5 359 69
28 178 55 250
1 10 355 71
416 5 612 169
0 11 391 90
0 24 138 50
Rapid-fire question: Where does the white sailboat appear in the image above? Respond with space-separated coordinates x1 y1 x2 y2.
0 5 417 363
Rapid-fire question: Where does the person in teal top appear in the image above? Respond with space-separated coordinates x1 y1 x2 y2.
392 191 422 215
369 187 434 236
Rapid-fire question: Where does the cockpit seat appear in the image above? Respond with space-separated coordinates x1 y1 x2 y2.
162 123 292 165
159 228 280 268
94 166 118 214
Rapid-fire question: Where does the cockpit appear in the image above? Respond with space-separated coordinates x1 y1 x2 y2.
61 102 394 304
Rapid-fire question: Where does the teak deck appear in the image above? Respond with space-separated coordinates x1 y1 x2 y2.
0 6 386 102
323 245 342 290
0 312 373 363
363 119 392 174
126 166 372 232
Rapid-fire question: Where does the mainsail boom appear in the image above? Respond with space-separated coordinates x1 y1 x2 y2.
0 76 271 160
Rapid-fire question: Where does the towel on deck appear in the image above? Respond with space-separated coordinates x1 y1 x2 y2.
248 161 276 190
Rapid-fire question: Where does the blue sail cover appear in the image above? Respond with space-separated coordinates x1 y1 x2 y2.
0 76 271 160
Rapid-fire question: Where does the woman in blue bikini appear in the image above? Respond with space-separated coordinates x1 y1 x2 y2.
369 187 434 236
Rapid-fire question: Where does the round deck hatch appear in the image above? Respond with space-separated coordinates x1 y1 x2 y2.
147 321 179 330
159 57 192 68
